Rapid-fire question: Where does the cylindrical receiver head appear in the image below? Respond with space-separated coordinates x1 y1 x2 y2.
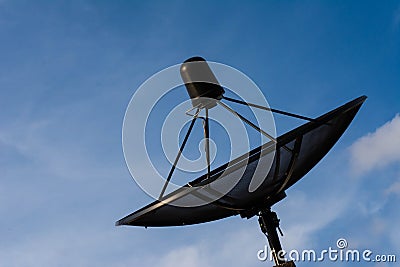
180 56 225 108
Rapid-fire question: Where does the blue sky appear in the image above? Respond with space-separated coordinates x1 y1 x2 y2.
0 1 399 266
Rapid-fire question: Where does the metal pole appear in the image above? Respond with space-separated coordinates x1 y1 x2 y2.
203 108 211 178
258 210 287 266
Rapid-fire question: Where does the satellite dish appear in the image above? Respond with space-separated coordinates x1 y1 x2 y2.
116 57 367 267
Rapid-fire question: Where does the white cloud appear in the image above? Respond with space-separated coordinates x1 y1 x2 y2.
385 180 400 196
140 222 265 267
349 114 400 176
0 226 132 267
278 188 354 250
157 246 209 267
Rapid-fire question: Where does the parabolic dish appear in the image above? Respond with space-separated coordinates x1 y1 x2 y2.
116 96 366 227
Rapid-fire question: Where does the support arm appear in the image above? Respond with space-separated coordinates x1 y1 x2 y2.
159 115 198 199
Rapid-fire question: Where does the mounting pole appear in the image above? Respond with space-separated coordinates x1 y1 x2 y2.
258 209 296 267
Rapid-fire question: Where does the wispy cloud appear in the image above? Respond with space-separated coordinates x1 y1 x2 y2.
279 186 355 250
131 222 265 267
349 114 400 176
385 179 400 196
394 5 400 29
156 246 209 267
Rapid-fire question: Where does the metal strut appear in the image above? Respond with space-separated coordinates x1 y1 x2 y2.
217 100 277 142
159 108 212 199
203 108 211 178
159 114 198 199
258 209 296 267
222 95 318 123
